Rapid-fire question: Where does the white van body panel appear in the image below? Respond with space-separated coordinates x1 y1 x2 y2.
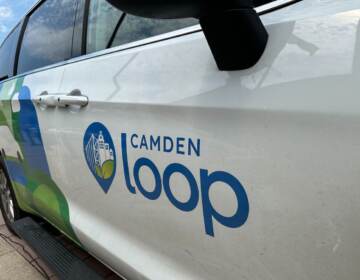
50 2 360 279
1 0 360 279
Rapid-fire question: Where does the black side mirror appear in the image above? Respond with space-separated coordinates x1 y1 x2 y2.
106 0 268 71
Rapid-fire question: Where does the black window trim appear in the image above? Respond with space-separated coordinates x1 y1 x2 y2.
13 18 28 76
82 0 91 54
0 0 302 84
14 0 45 76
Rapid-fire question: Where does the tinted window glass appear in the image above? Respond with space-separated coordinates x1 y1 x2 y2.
0 24 21 80
111 15 198 47
86 0 198 54
17 0 78 74
87 0 123 53
72 0 86 57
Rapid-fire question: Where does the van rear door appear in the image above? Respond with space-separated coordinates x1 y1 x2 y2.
0 0 81 240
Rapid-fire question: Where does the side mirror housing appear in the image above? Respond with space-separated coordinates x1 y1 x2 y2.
106 0 268 71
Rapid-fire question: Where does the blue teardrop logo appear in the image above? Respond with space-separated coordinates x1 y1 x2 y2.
83 122 116 193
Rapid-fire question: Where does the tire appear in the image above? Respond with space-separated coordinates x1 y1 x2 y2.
0 164 25 235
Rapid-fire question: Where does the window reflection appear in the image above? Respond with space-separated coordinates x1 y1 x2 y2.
111 15 198 47
86 0 198 54
17 0 77 74
0 24 21 79
87 0 123 53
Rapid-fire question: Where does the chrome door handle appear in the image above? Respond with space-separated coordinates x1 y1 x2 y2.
35 92 57 107
57 89 89 107
36 89 88 108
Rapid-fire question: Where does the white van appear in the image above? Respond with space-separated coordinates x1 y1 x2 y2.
0 0 360 279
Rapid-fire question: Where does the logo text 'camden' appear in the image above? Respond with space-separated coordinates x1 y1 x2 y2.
83 122 116 193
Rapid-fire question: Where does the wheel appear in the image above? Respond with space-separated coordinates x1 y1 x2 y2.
0 165 24 234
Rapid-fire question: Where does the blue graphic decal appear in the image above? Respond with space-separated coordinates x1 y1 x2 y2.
19 86 50 175
83 125 249 236
4 160 27 187
83 122 116 193
4 85 51 187
121 132 249 237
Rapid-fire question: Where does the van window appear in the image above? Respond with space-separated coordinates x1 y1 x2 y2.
110 15 198 47
17 0 78 74
0 24 21 80
86 0 198 54
87 0 123 53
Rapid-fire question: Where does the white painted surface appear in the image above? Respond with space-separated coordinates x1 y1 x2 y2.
2 0 360 279
50 1 360 279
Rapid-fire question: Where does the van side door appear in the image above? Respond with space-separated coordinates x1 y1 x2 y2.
54 0 209 277
53 1 360 279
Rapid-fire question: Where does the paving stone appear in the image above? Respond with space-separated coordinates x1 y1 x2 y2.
8 239 38 262
0 224 14 237
0 213 4 225
0 251 44 280
0 226 49 279
0 238 14 257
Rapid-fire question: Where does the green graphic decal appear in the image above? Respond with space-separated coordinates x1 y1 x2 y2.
0 78 79 244
97 160 115 179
